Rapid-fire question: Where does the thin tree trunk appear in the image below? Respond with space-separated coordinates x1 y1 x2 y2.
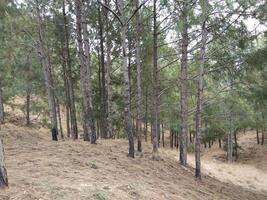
61 48 71 137
0 83 4 124
63 0 78 139
174 131 177 148
179 2 189 166
195 19 207 177
176 131 179 149
105 0 113 139
36 5 58 140
136 0 143 155
0 86 5 124
66 105 70 137
219 137 222 148
228 129 233 162
98 6 107 138
75 0 96 143
56 98 64 140
151 0 159 158
234 129 238 160
118 0 134 158
26 88 31 126
162 124 164 147
144 85 148 142
0 139 8 188
170 129 173 148
262 128 265 145
82 109 89 141
256 128 260 144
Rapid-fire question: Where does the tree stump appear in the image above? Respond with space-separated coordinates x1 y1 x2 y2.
0 139 8 188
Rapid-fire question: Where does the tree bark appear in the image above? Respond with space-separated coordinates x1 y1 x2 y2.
179 2 189 166
0 139 8 188
36 4 58 140
151 0 159 158
195 20 207 178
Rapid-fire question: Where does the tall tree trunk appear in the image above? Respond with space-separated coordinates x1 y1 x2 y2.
63 0 78 139
75 0 96 143
36 5 58 140
26 88 31 126
105 0 113 139
195 20 207 179
179 2 189 166
118 0 134 158
97 47 102 138
152 0 159 158
98 6 107 138
135 0 142 155
0 139 8 188
219 137 222 148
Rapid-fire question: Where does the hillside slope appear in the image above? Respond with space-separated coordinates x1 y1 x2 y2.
0 123 267 200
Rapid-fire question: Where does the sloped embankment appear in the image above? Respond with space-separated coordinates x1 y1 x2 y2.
0 123 266 200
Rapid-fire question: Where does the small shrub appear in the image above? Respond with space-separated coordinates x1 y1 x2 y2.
93 191 109 200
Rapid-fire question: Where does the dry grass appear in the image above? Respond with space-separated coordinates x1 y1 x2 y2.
0 100 266 199
0 123 266 200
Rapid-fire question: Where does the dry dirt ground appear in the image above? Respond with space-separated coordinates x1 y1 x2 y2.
0 121 267 200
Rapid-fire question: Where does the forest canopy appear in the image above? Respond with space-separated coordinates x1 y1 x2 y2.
0 0 266 179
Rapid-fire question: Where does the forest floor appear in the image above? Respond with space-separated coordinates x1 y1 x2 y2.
0 106 267 199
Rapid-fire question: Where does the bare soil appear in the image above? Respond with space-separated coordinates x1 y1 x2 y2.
0 122 266 200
